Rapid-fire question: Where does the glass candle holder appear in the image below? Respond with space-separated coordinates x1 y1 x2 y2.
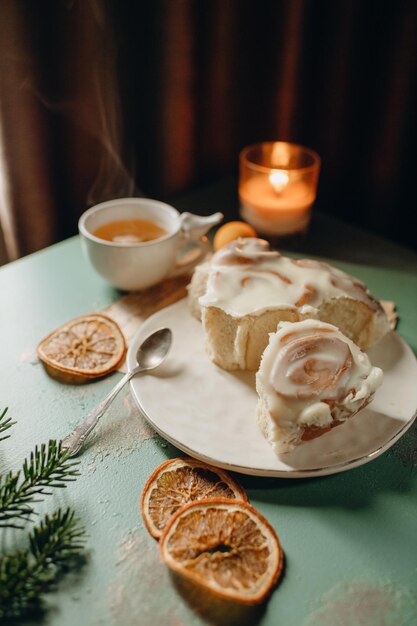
239 142 320 239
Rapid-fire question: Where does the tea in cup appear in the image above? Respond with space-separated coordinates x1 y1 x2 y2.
79 197 223 291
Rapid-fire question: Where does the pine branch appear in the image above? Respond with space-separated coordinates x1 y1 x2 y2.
0 407 15 441
0 440 80 528
0 411 87 620
0 508 86 620
30 508 86 566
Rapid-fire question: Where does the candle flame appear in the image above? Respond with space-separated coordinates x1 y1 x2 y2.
269 170 289 193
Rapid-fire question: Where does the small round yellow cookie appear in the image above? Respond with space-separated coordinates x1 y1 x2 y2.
213 221 257 251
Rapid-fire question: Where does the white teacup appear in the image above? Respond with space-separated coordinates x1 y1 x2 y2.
79 198 223 291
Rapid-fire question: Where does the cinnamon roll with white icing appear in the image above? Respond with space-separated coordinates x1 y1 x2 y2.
188 238 390 370
256 319 383 453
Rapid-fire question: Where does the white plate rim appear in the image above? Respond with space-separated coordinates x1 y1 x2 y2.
127 300 417 478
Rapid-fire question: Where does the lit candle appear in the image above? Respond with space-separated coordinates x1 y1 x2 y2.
239 142 320 237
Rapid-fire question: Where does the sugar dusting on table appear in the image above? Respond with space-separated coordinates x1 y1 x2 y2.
109 529 186 626
85 389 156 474
305 579 416 626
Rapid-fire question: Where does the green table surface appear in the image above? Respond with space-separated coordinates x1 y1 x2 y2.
1 185 417 626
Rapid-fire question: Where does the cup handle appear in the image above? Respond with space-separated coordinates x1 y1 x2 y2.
170 211 223 277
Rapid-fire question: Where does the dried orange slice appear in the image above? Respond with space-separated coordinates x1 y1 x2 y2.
141 458 247 539
160 498 283 604
37 313 126 383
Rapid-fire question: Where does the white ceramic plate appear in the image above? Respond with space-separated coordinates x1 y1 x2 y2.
128 299 417 477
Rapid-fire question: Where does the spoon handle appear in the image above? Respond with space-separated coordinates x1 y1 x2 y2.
61 365 142 457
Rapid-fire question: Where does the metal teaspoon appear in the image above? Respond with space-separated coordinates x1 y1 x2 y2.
61 327 172 457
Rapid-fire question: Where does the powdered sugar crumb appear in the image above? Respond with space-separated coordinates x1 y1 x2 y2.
19 347 39 365
305 579 416 626
85 389 156 473
109 529 185 626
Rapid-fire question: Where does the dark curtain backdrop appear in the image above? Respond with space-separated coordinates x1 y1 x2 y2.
0 0 416 261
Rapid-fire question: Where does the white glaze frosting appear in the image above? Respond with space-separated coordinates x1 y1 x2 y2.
256 319 383 451
199 238 383 318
